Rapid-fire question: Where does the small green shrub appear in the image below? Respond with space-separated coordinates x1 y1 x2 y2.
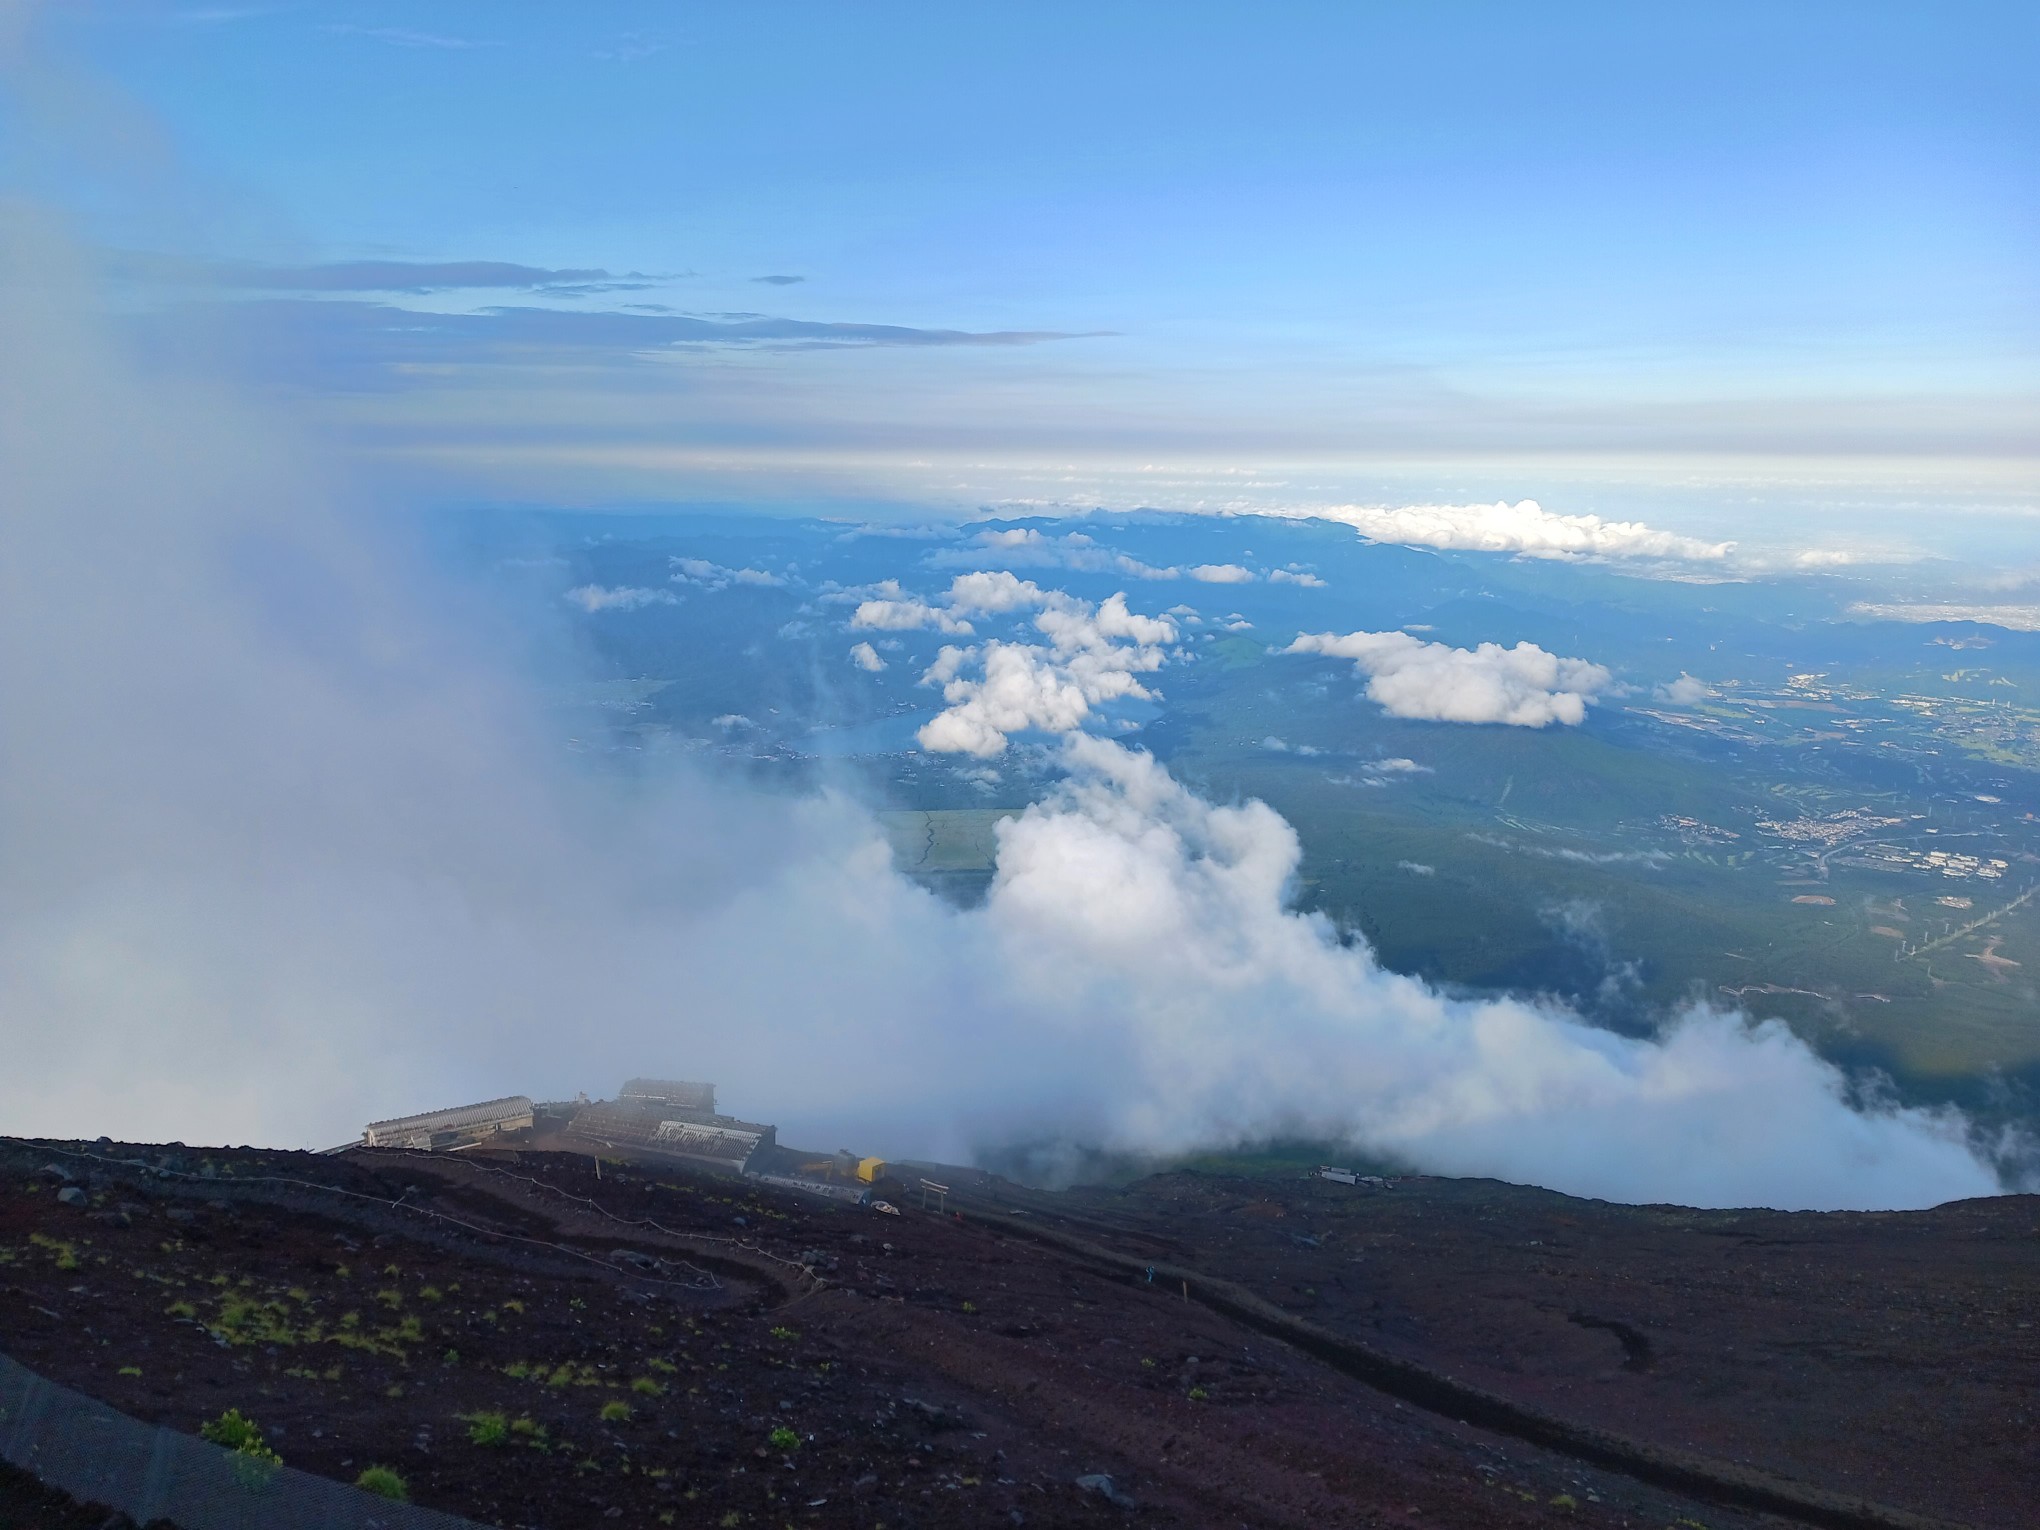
509 1416 548 1445
767 1425 799 1451
355 1466 409 1502
629 1376 663 1396
1187 1386 1209 1401
769 1326 798 1341
465 1411 510 1447
599 1400 632 1424
199 1408 277 1461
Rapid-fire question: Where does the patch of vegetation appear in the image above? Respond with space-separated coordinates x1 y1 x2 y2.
600 1400 632 1423
464 1411 511 1447
199 1408 282 1467
29 1233 79 1271
355 1466 409 1502
767 1426 800 1451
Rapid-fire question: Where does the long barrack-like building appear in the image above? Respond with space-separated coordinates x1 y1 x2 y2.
361 1096 536 1150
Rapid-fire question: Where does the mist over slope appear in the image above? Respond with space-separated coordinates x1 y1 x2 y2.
0 207 2011 1212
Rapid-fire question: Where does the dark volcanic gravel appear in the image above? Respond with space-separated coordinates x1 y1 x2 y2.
2 1138 2027 1529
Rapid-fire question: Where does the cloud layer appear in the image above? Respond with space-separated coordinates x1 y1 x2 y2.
1261 500 1733 562
1289 630 1613 727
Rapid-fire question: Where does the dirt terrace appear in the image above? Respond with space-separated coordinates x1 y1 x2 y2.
1 1137 2027 1530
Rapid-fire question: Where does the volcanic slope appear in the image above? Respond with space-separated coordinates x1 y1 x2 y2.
0 1138 2031 1530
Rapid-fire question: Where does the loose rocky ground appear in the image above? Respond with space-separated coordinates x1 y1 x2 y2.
1 1137 2031 1530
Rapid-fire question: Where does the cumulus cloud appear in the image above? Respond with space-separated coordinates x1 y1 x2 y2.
917 593 1179 757
847 641 886 673
563 583 678 613
944 570 1053 615
1258 500 1733 562
1268 568 1326 587
672 557 785 590
1188 563 1254 584
1657 673 1710 704
970 738 1994 1209
0 203 2012 1215
852 596 973 635
1289 630 1613 727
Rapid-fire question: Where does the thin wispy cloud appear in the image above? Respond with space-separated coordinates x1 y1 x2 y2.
125 299 1106 391
219 260 633 293
592 34 669 63
752 275 805 286
321 24 501 51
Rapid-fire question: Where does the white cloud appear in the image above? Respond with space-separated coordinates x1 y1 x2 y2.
1188 563 1254 584
816 577 903 604
1289 630 1612 727
671 556 787 590
1656 674 1710 704
1257 500 1733 562
563 584 677 613
944 570 1053 615
1850 603 2040 633
848 641 886 673
851 596 974 635
710 713 751 728
1398 860 1436 875
1268 568 1326 587
917 592 1179 756
968 738 1993 1209
930 527 1179 580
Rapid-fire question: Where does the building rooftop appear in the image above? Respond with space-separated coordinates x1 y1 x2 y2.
363 1095 535 1137
619 1078 717 1114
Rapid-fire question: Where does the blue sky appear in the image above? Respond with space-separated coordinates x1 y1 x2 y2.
11 2 2038 530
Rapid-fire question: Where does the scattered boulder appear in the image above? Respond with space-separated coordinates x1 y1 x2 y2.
39 1163 74 1184
901 1395 965 1432
56 1186 88 1208
1075 1473 1137 1510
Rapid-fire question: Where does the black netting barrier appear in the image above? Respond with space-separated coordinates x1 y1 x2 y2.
0 1351 491 1530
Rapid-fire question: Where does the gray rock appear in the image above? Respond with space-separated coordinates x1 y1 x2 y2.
56 1186 87 1207
1075 1473 1137 1510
